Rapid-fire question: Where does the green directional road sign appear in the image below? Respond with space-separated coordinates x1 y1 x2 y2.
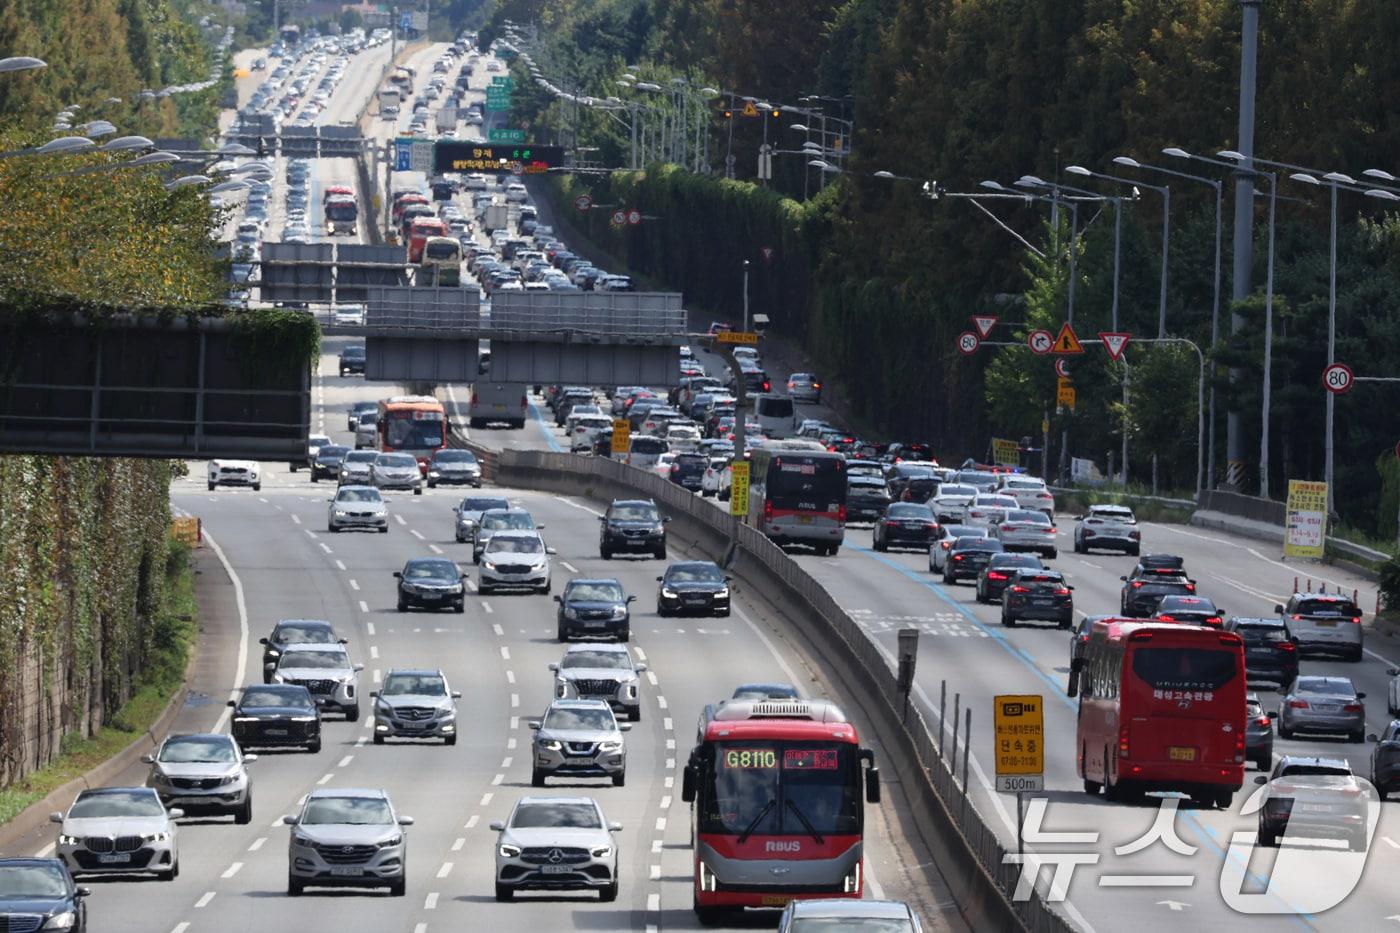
489 128 526 143
490 76 514 88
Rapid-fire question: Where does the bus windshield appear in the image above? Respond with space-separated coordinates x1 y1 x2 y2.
385 411 444 449
767 456 846 510
326 202 358 221
1130 647 1239 692
699 741 860 837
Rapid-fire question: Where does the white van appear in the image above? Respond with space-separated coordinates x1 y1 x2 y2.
752 394 795 438
625 435 668 470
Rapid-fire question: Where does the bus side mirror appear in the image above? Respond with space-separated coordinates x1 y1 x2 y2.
865 766 881 804
681 763 696 803
1066 670 1079 698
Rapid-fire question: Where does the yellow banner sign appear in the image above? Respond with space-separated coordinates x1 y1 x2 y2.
715 331 760 346
170 516 201 547
993 695 1044 789
610 418 630 456
991 438 1020 467
1284 479 1328 558
729 461 751 516
1057 385 1076 410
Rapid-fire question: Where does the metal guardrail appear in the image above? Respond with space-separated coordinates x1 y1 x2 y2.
1197 489 1286 525
1048 485 1196 512
489 446 1072 933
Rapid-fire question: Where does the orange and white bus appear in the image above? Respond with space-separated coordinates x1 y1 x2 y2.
376 395 447 472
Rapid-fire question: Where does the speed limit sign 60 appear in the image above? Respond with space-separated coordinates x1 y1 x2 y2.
957 332 980 355
1323 362 1354 394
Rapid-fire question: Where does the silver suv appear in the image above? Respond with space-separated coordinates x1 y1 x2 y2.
491 796 620 902
272 644 364 720
327 485 388 533
549 644 646 722
143 733 255 824
284 788 413 896
1276 591 1364 661
529 699 631 787
372 669 461 745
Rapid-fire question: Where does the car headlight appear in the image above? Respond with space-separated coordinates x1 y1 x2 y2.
598 740 622 752
498 843 521 858
291 833 313 847
266 648 280 658
716 587 730 599
378 834 403 848
539 739 562 751
482 561 497 571
660 588 678 599
333 509 349 517
556 678 569 697
143 831 170 843
271 674 286 684
428 470 440 477
219 772 243 786
290 715 318 722
41 911 76 930
563 606 578 619
590 845 614 859
611 607 627 620
58 834 81 846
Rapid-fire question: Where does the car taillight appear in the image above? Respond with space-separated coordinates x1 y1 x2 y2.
814 382 821 388
1343 703 1364 712
1279 641 1296 652
1001 524 1018 532
1351 616 1361 624
1043 527 1056 533
1185 583 1196 593
471 391 479 404
941 541 952 550
1287 700 1309 709
787 382 795 389
1157 614 1175 622
762 382 770 392
763 500 773 523
1131 581 1143 589
1206 616 1222 626
1292 613 1304 620
1255 715 1271 727
988 571 1007 580
926 522 938 529
953 554 964 561
1055 587 1071 595
1129 530 1141 539
1084 530 1096 538
1010 585 1030 593
838 504 847 523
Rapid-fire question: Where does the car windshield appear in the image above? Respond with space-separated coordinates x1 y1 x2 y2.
404 561 458 580
159 736 236 763
1238 625 1288 645
69 790 164 819
667 564 725 584
434 450 477 464
610 505 660 522
318 446 349 459
483 512 535 530
0 864 69 897
566 582 625 602
383 674 447 696
1006 510 1050 524
790 920 915 933
886 504 933 519
938 485 977 498
544 707 616 731
280 649 348 669
378 454 417 467
301 796 393 825
1295 678 1355 696
274 624 337 644
489 537 544 554
345 451 378 463
699 741 860 837
241 687 310 708
562 650 631 670
336 488 382 503
461 497 510 512
510 802 602 829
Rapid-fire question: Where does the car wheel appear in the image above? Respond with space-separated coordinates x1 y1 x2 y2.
479 583 492 595
388 875 405 897
1348 646 1363 662
445 733 457 746
307 738 321 754
599 881 619 902
378 526 388 533
1254 756 1271 771
540 579 551 595
619 628 630 642
557 624 568 642
288 875 304 896
1379 786 1390 802
290 463 298 473
873 537 886 552
719 608 731 617
328 524 338 533
1351 730 1366 743
235 796 253 825
397 597 407 612
1278 722 1293 740
346 705 359 722
208 482 216 491
1046 549 1058 560
531 768 546 788
600 547 612 560
1083 777 1101 796
612 771 626 787
373 733 385 745
1128 545 1140 556
414 486 423 496
653 546 667 560
427 480 436 489
253 483 261 491
1002 611 1015 627
975 586 985 604
629 706 641 723
455 533 464 543
311 474 318 483
495 883 514 902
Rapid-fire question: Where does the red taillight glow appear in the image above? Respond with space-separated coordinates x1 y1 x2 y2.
1293 614 1303 620
1118 724 1130 758
1280 642 1297 652
1185 583 1196 593
1343 703 1364 712
940 541 952 550
1206 616 1222 626
988 571 1008 580
953 554 964 561
1287 700 1309 709
1157 614 1176 622
1055 587 1071 595
1010 585 1030 593
1256 715 1271 727
764 500 773 523
1131 581 1143 589
838 504 847 524
1351 616 1362 624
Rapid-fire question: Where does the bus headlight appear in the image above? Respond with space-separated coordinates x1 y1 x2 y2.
699 860 717 892
843 862 862 893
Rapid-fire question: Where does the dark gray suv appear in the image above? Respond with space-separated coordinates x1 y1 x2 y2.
599 499 668 559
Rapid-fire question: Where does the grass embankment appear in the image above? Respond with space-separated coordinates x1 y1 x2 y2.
0 538 197 826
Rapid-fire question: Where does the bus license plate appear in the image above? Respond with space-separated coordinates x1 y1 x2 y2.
1168 746 1196 762
761 896 793 907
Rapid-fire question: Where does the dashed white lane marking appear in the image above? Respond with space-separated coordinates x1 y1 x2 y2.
664 776 674 789
1382 836 1400 850
506 670 515 684
499 646 510 659
657 695 668 710
452 837 466 850
221 862 243 878
660 795 672 809
436 862 453 878
665 739 675 750
492 623 504 636
356 737 368 747
651 839 662 854
482 601 494 614
395 514 407 525
663 717 673 731
366 622 374 635
339 755 354 767
510 692 519 708
359 600 369 613
335 559 347 570
171 923 190 933
318 542 333 554
259 496 269 503
510 716 519 729
305 529 318 539
410 529 425 540
292 514 302 525
646 671 659 686
480 792 493 806
501 756 513 768
372 669 381 683
195 891 216 908
647 893 660 912
465 815 479 830
370 645 379 659
665 758 675 770
33 843 54 858
349 578 361 591
249 837 266 851
1080 560 1102 569
429 544 443 554
554 495 605 517
650 864 661 880
318 773 334 785
561 561 578 573
269 816 283 828
633 647 647 662
491 774 504 785
655 817 667 831
414 924 428 933
507 737 517 750
425 892 439 909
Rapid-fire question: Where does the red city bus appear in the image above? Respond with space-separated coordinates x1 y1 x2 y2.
747 439 847 556
1072 619 1246 807
407 217 449 264
681 699 880 923
376 395 447 473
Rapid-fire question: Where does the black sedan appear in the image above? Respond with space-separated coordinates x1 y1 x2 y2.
847 477 892 522
975 553 1044 603
0 858 87 932
1000 569 1073 627
657 561 731 617
395 558 467 613
669 453 708 491
555 578 634 641
1371 720 1400 800
228 683 322 752
338 344 366 376
873 503 939 552
1246 693 1274 771
886 464 939 502
310 444 349 482
260 619 346 683
1225 617 1299 686
943 537 1004 584
1152 595 1224 627
1120 569 1197 616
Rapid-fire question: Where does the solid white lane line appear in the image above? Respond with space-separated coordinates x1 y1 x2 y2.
201 529 249 734
492 623 504 636
366 621 375 635
499 646 510 659
339 755 354 768
335 559 347 570
359 600 369 613
249 837 266 851
425 892 439 909
221 862 242 878
33 843 54 858
195 891 216 908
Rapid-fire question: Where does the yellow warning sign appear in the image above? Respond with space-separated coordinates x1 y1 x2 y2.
993 694 1044 791
715 330 760 346
741 100 759 118
1052 322 1084 355
991 438 1020 467
1057 384 1076 410
729 461 751 516
610 418 631 455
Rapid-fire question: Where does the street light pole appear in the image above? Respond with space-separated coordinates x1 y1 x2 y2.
742 260 751 331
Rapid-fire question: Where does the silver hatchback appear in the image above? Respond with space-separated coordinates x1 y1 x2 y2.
529 699 631 786
1278 676 1367 742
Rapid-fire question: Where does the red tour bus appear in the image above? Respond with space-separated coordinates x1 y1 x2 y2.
681 699 880 924
1072 619 1246 807
407 217 449 264
376 395 447 472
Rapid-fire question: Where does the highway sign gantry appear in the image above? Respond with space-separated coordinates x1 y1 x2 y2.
1027 330 1054 355
1323 362 1354 394
957 332 981 355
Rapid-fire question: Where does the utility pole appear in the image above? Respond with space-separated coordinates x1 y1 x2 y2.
1226 0 1262 492
742 260 751 331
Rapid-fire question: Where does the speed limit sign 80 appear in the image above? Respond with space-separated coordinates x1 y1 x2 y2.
1323 362 1354 394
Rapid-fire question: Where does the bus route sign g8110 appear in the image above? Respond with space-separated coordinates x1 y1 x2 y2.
432 142 566 175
